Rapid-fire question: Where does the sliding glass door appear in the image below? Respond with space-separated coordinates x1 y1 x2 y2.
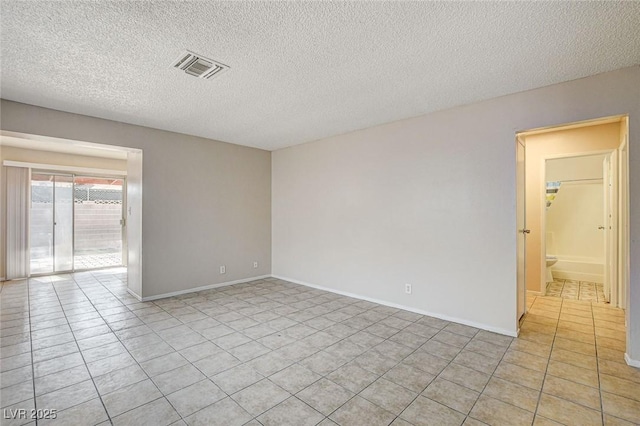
29 172 125 275
54 175 74 271
30 173 73 274
73 176 124 270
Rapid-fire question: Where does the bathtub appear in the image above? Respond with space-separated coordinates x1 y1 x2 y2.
551 256 604 283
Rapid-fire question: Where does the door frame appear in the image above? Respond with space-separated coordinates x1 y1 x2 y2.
618 116 630 313
603 151 618 304
70 174 127 273
28 169 127 276
515 114 630 329
516 136 527 329
540 150 614 297
1 130 143 300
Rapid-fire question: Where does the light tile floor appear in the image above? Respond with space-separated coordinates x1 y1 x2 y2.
545 279 607 303
1 269 638 425
31 253 122 275
73 253 122 271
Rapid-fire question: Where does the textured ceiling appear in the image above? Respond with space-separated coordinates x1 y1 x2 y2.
1 2 639 151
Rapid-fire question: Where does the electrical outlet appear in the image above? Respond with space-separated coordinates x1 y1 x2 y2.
253 261 258 268
220 265 226 274
405 284 412 294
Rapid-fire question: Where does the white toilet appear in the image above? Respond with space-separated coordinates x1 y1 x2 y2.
546 255 558 282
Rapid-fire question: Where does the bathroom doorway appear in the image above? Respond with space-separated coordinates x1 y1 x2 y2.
515 115 630 324
543 153 609 303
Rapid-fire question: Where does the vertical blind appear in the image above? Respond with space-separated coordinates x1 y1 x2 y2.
6 166 29 279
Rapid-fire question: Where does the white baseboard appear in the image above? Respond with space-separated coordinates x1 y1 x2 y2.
0 277 5 282
127 288 142 301
272 274 517 338
625 353 640 368
140 275 271 302
527 290 544 297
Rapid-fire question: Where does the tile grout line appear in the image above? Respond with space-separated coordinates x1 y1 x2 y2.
90 273 311 421
151 280 321 422
30 276 130 407
282 296 465 424
462 331 517 425
132 282 508 424
327 321 509 424
27 278 39 426
48 275 113 425
529 294 561 425
5 272 630 426
98 275 273 422
282 313 424 424
126 280 296 422
161 282 420 422
547 279 604 303
0 282 34 413
231 286 370 421
164 280 376 422
592 297 606 425
382 335 464 426
70 270 187 424
5 290 592 396
528 295 622 423
299 318 428 423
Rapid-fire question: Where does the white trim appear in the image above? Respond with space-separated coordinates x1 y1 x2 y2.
516 115 626 138
526 290 544 297
543 149 615 161
272 275 518 338
0 277 5 282
559 179 603 186
127 288 142 301
3 160 126 177
1 130 139 154
624 353 640 368
140 275 271 302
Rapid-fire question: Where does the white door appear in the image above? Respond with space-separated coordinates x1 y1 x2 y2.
603 152 618 304
516 139 527 322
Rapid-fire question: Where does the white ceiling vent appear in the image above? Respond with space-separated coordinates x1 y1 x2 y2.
171 50 229 80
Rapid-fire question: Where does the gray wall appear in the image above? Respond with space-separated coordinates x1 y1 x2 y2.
1 100 272 298
2 66 639 363
272 66 640 360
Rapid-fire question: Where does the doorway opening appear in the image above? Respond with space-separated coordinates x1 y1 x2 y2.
30 172 126 275
543 153 610 303
1 130 143 299
515 115 629 330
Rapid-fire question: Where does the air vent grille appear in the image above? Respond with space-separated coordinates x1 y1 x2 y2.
171 50 229 80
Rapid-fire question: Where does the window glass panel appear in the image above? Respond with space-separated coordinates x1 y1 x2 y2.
74 176 124 269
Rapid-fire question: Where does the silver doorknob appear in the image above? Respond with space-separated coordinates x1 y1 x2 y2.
520 229 531 234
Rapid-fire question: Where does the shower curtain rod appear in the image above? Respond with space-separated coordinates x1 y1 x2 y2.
551 178 603 183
